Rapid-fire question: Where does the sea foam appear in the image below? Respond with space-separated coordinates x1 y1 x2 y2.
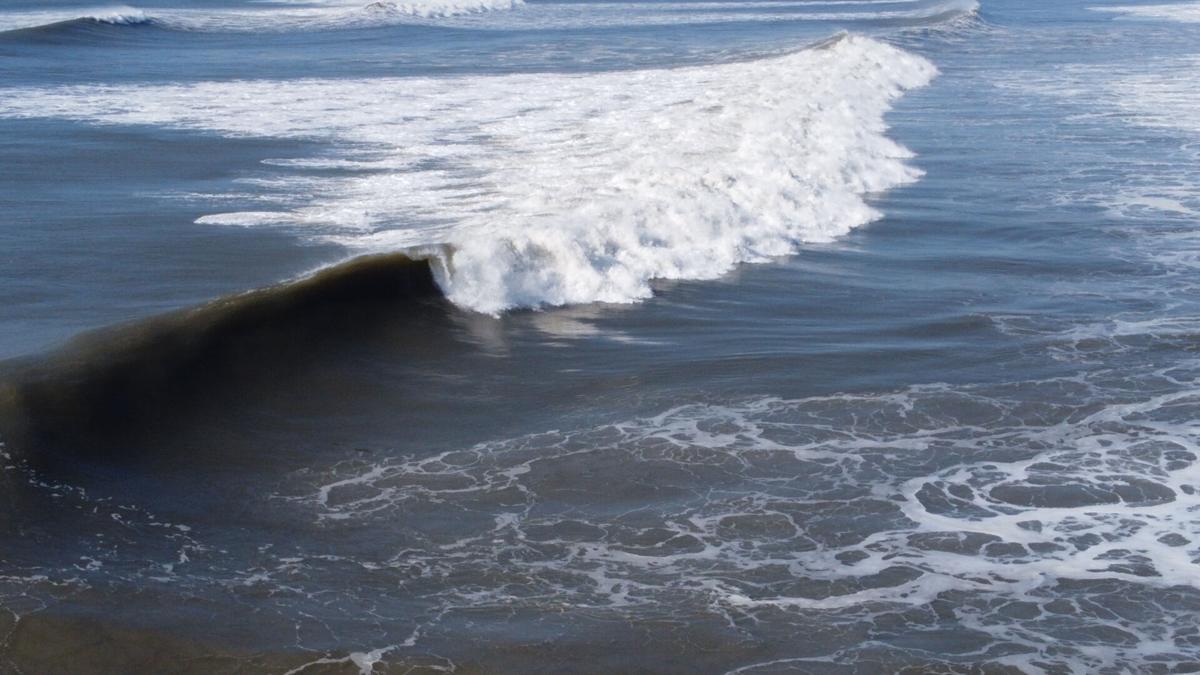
1092 2 1200 22
999 52 1200 224
0 35 936 313
283 363 1200 671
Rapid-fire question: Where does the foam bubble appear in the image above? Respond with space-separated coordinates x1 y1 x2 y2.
0 35 936 313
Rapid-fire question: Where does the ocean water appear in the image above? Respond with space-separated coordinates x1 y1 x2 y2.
2 0 1200 672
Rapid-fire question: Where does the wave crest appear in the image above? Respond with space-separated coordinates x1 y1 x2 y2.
0 35 935 313
83 7 150 25
0 6 152 34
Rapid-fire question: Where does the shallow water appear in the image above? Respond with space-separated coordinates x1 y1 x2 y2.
2 0 1200 672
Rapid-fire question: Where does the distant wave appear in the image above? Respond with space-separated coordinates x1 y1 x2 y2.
0 35 936 314
430 0 977 30
0 0 975 35
0 7 152 34
0 0 522 35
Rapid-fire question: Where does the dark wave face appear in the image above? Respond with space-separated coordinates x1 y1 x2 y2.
0 254 444 462
4 0 1200 672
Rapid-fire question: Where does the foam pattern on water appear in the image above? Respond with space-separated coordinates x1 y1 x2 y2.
1092 2 1200 23
261 366 1200 671
0 443 206 670
0 6 152 31
993 49 1200 247
6 361 1200 672
0 36 935 313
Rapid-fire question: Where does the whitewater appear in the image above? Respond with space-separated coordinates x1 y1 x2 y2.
0 34 936 313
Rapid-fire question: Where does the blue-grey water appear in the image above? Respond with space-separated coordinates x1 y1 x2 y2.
2 0 1200 672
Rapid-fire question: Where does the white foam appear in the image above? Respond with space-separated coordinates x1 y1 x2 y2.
1003 55 1200 138
165 0 527 28
275 364 1200 668
0 35 936 313
1105 55 1200 137
1092 2 1200 23
83 6 149 24
998 54 1200 225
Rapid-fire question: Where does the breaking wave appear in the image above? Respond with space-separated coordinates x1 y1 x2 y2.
0 7 152 34
0 35 937 314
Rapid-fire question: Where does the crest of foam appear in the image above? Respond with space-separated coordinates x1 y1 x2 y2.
0 35 935 313
1104 55 1200 137
83 6 149 24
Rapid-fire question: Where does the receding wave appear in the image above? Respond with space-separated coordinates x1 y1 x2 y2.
0 35 938 314
0 254 443 457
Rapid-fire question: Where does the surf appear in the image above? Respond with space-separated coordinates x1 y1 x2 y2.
0 34 939 315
